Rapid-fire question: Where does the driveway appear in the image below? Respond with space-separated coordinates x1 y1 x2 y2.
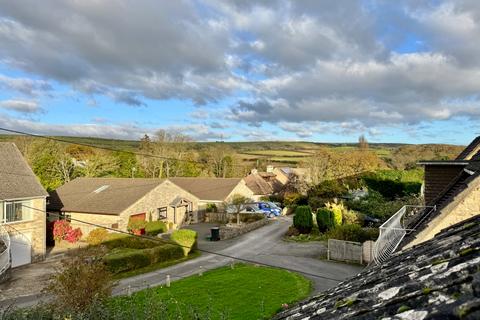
0 216 363 308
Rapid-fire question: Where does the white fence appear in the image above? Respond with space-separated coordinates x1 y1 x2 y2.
0 224 11 277
327 239 374 264
373 205 435 265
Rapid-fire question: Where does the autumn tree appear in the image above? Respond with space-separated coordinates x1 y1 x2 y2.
358 134 369 150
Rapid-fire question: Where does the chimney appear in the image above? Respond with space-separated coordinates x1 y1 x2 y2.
266 165 274 173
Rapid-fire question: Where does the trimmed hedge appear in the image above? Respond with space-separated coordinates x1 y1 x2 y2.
104 248 151 273
101 233 158 250
293 206 313 234
325 224 379 243
144 244 184 264
104 244 185 274
316 208 334 233
171 229 197 256
145 221 168 236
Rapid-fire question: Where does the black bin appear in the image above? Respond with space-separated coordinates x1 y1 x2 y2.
210 227 220 241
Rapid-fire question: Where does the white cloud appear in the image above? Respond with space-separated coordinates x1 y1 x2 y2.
0 99 41 113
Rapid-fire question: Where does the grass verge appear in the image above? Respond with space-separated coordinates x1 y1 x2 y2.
109 263 312 319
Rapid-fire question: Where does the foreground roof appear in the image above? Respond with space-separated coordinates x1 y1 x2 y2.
275 215 480 320
48 178 166 215
169 177 243 201
0 142 48 200
456 136 480 160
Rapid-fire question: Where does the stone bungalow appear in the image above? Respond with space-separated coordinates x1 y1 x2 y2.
169 177 254 210
244 170 273 201
48 178 199 235
0 143 48 268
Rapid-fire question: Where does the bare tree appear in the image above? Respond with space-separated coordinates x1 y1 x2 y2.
358 134 369 150
227 194 251 225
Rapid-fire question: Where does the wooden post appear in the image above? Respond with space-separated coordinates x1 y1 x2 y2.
199 266 203 276
166 274 171 288
127 285 132 296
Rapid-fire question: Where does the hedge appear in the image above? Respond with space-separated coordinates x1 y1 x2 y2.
325 224 379 243
145 221 168 236
86 228 109 245
104 248 151 273
171 229 197 256
293 206 313 234
101 233 158 250
144 244 184 264
104 244 185 274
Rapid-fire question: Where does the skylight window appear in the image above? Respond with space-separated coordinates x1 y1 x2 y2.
93 185 110 193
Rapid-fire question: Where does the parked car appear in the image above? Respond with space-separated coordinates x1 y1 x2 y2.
226 204 265 215
255 202 282 217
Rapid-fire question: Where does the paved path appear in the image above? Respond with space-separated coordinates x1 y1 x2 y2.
1 216 363 308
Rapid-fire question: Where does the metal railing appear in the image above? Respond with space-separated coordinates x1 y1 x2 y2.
0 223 11 277
373 205 435 265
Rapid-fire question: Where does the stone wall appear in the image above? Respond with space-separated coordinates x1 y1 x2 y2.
5 197 47 263
219 218 269 240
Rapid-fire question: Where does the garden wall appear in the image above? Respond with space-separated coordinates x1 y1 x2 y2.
219 218 269 240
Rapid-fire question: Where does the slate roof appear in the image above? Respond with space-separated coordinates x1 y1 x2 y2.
275 215 480 320
0 142 48 200
169 177 243 201
244 174 273 195
48 178 166 215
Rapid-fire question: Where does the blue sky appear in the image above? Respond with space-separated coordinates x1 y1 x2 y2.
0 0 479 145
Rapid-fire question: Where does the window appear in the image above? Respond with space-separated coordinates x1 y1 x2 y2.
157 207 167 220
2 200 33 223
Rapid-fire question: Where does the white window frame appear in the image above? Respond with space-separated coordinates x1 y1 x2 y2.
1 200 34 224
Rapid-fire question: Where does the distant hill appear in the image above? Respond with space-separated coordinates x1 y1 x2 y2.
0 134 464 168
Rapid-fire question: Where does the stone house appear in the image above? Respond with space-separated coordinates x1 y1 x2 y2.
169 177 254 211
402 136 480 248
0 143 48 269
48 178 199 236
244 170 273 201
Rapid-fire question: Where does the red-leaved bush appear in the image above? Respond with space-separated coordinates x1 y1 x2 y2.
53 220 82 243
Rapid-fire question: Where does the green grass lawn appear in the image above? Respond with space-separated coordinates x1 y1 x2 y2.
110 264 312 319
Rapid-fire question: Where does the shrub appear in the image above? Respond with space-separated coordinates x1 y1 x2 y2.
46 248 112 313
316 208 334 232
101 233 158 249
284 192 308 207
127 219 147 232
104 248 151 273
171 229 197 256
144 244 184 264
145 221 168 236
325 202 343 227
325 224 379 242
342 209 364 225
86 228 109 245
293 206 313 234
53 220 82 243
239 213 264 223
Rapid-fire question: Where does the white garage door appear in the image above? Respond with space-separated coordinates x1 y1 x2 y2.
10 232 32 268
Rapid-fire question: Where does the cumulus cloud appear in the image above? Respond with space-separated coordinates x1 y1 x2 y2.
0 99 42 113
0 75 52 96
0 0 479 140
0 114 150 140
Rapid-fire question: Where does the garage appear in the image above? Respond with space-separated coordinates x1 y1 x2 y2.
10 232 32 268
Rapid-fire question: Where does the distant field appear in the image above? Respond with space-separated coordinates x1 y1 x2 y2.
242 150 313 157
